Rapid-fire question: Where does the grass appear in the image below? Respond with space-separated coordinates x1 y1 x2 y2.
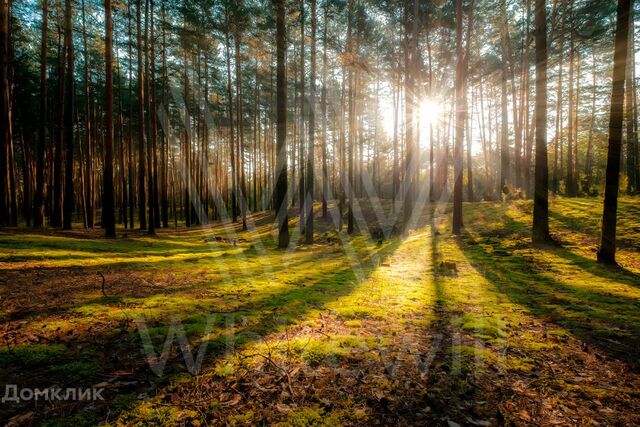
0 197 639 425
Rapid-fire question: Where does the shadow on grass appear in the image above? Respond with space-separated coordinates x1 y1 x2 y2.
498 205 640 286
457 229 640 368
0 233 405 423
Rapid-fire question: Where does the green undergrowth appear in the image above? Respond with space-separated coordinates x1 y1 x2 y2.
0 197 639 424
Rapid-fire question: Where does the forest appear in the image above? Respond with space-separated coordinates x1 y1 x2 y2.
1 0 640 424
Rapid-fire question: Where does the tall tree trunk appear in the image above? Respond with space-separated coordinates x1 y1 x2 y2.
183 51 190 227
137 0 146 230
51 20 64 228
161 0 168 227
465 1 475 203
522 0 532 194
298 0 306 233
117 43 127 229
147 0 156 235
626 6 637 193
127 0 134 229
499 0 509 194
0 0 9 226
553 7 565 194
305 0 316 244
598 0 632 264
347 0 355 234
402 0 417 229
224 9 236 223
103 0 116 237
566 6 577 197
532 0 551 243
18 129 30 226
81 0 93 228
235 20 247 231
393 71 400 203
452 0 465 234
321 1 328 218
34 0 47 227
274 0 289 248
62 0 74 230
584 49 597 191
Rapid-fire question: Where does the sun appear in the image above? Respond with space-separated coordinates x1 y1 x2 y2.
418 99 442 126
379 97 443 140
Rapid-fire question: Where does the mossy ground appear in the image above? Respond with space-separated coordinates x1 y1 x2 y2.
1 197 639 425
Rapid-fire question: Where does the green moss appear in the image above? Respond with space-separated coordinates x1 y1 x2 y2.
335 306 386 320
119 401 202 426
289 335 366 366
214 363 235 377
228 410 255 426
0 344 68 367
279 406 342 427
459 315 507 340
344 319 362 328
49 360 101 381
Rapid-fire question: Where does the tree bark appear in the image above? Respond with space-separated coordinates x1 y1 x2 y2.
274 0 289 248
305 0 316 244
626 6 637 193
452 0 465 234
532 0 551 243
103 0 116 237
34 0 47 227
499 0 510 193
598 0 632 264
137 0 146 230
62 0 74 230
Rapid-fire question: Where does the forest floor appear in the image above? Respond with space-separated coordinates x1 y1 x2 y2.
1 197 640 426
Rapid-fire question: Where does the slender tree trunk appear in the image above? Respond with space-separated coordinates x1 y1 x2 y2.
402 0 417 229
0 0 9 226
598 0 633 264
224 11 236 223
499 0 509 193
127 0 134 229
161 0 168 227
465 1 475 203
235 21 247 231
393 71 400 203
103 0 115 237
51 21 64 228
148 0 157 234
34 0 47 227
81 0 93 228
274 0 289 248
183 51 191 227
299 0 306 233
62 0 74 230
584 49 597 191
626 6 637 193
452 0 465 234
116 44 127 229
321 2 328 218
305 0 316 243
532 0 551 243
137 0 146 230
553 8 565 194
566 6 577 197
347 0 355 234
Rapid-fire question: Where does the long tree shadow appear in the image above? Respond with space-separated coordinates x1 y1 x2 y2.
472 202 640 287
457 230 640 368
548 209 640 250
0 233 405 423
500 206 640 286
